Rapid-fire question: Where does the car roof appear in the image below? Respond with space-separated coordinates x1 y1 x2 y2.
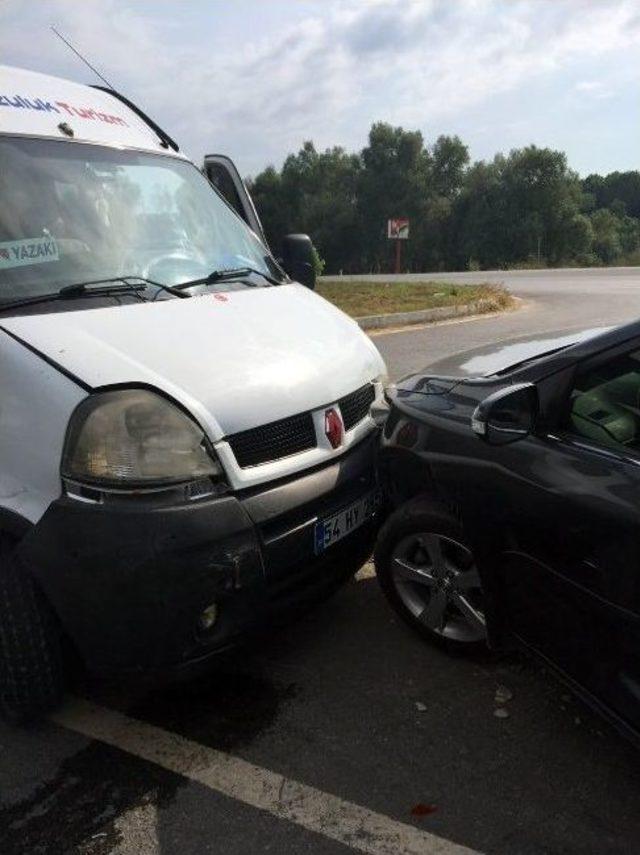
0 65 185 157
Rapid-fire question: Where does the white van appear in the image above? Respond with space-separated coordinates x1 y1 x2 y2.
0 66 387 720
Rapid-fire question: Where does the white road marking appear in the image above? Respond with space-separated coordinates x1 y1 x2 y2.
53 697 483 855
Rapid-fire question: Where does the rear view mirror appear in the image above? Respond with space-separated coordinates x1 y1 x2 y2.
471 383 538 445
281 234 316 290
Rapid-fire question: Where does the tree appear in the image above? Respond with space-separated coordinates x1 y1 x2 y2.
564 214 594 263
431 135 469 198
590 209 622 263
356 122 431 271
247 124 640 273
248 143 361 273
619 216 640 256
246 166 290 252
454 146 588 267
584 171 640 219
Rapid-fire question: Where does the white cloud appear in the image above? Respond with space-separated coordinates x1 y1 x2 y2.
1 0 638 172
574 80 613 98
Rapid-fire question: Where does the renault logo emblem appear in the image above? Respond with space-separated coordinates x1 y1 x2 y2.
324 408 343 449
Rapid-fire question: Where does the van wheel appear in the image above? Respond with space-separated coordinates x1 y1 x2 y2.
0 539 64 723
374 500 487 651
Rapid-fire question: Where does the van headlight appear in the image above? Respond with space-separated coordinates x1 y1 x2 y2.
62 389 223 488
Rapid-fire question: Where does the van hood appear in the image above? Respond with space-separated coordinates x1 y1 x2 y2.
1 285 386 441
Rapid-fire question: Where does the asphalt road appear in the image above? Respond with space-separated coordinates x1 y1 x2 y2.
367 266 640 379
3 268 640 855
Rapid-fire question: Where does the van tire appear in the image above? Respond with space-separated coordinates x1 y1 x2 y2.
0 539 64 723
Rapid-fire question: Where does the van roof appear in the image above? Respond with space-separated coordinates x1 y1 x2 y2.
0 65 184 156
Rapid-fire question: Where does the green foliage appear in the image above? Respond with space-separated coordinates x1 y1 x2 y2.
590 209 622 263
584 171 640 218
455 146 592 268
311 245 325 277
317 280 512 318
247 126 640 273
618 216 640 255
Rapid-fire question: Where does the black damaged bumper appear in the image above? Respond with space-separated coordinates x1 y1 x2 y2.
17 434 379 674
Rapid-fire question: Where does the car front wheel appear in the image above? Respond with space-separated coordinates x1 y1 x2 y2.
374 500 487 651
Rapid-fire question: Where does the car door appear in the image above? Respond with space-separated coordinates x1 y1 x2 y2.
494 341 640 733
202 154 268 245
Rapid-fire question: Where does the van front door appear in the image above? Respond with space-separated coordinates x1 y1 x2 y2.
203 154 267 245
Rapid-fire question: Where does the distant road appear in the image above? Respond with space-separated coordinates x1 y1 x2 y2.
349 267 640 378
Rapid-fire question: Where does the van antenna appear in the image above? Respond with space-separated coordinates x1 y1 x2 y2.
50 26 115 90
49 24 180 152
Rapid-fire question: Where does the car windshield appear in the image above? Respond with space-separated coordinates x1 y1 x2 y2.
0 136 281 305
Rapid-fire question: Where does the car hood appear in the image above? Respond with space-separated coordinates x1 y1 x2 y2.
414 327 610 381
0 285 386 441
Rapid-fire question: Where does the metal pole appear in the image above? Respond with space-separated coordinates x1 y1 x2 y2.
395 239 401 274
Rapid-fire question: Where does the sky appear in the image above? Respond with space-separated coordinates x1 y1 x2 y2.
1 0 638 178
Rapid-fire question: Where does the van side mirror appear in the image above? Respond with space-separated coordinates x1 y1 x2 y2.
471 383 538 445
281 234 316 290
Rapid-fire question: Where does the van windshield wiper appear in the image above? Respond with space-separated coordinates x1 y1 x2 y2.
58 276 190 299
173 266 285 291
0 276 190 313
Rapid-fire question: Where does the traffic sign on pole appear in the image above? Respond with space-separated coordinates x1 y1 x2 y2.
387 218 409 272
387 218 410 240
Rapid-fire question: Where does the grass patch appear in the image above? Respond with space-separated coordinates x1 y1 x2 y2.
317 279 514 319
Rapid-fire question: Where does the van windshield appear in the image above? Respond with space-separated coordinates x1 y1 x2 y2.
0 136 281 305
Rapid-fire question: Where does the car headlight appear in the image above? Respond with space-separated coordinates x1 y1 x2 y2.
62 389 223 488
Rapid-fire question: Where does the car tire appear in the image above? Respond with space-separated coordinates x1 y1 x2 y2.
374 499 487 652
0 537 65 723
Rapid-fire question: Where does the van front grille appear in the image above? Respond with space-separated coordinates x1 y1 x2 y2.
339 384 376 431
228 411 316 468
227 383 375 469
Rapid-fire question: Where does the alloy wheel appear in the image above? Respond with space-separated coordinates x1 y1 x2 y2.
390 532 486 643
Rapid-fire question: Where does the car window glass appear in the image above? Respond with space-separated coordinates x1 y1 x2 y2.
206 163 246 222
567 349 640 453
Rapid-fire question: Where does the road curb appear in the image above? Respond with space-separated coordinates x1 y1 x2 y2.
355 298 500 331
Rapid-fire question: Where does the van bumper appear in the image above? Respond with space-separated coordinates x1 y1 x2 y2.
17 433 380 675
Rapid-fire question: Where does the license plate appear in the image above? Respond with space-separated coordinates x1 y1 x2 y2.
314 491 379 555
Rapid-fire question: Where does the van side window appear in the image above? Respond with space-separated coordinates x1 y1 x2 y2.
566 349 640 452
206 163 247 222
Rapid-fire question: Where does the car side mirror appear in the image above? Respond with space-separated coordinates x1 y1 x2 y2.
281 234 316 290
471 382 538 445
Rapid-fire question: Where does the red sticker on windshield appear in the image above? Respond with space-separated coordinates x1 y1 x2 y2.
214 294 228 302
